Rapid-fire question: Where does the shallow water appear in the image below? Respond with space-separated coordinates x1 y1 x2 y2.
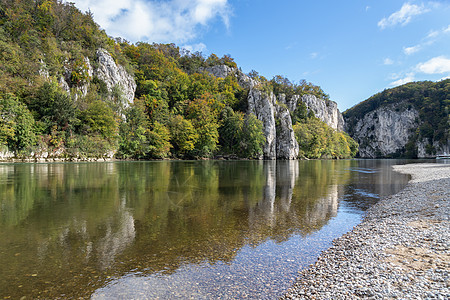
0 160 412 299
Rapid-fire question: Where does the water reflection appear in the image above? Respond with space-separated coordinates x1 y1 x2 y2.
0 160 410 299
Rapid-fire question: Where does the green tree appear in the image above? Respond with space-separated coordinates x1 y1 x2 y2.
185 94 220 157
147 121 171 158
118 99 151 158
0 93 36 153
219 108 265 158
168 115 198 157
80 100 117 141
30 81 77 133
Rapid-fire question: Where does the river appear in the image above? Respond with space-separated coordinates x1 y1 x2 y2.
0 159 412 299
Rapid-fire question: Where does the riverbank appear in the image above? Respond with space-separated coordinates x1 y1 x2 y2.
284 163 450 299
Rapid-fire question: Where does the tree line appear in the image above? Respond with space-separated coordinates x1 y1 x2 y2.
0 0 357 160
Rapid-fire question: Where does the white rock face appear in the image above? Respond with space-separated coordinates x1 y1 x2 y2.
300 94 344 131
276 104 299 159
417 139 450 158
278 94 299 113
350 104 419 158
247 89 278 159
200 65 235 78
94 49 136 105
246 89 300 159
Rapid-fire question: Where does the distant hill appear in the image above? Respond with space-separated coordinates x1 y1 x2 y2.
343 80 450 158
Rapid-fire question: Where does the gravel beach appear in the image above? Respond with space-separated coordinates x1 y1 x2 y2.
283 163 450 299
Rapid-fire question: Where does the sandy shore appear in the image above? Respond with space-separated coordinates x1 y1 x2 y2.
283 163 450 299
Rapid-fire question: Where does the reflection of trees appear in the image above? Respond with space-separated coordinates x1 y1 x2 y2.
1 160 359 299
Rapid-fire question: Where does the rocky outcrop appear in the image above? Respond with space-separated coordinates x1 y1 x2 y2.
200 65 235 79
417 140 450 158
247 89 277 159
276 105 299 159
346 104 419 158
201 65 347 159
346 103 450 158
201 65 257 89
246 88 300 159
300 95 344 131
94 49 136 105
52 49 136 104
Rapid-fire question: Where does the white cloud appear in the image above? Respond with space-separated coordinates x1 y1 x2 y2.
390 74 415 86
416 56 450 74
444 25 450 33
383 58 394 65
403 45 421 55
426 30 439 39
182 43 207 53
378 3 430 29
401 25 450 56
68 0 231 43
310 52 318 59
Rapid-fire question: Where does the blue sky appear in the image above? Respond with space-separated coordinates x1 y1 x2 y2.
70 0 450 111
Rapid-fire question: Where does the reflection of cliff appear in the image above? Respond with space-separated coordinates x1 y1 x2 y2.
247 161 344 244
304 184 339 227
0 160 355 299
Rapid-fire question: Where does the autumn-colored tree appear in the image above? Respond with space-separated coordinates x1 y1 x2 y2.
185 93 220 157
167 115 198 157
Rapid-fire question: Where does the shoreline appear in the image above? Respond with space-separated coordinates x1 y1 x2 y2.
284 163 450 299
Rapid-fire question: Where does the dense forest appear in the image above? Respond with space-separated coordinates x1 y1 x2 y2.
0 0 357 160
344 80 449 158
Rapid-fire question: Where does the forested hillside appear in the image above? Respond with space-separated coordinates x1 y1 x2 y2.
344 80 449 158
0 0 357 160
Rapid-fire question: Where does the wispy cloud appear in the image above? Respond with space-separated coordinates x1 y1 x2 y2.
403 45 421 55
443 25 450 33
389 55 450 86
378 3 430 29
383 58 394 65
69 0 231 43
402 25 450 55
182 43 207 53
390 75 415 86
416 56 450 74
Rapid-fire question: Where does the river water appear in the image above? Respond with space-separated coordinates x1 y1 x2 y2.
0 160 412 299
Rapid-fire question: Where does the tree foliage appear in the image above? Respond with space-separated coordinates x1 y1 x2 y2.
0 0 357 160
294 117 358 159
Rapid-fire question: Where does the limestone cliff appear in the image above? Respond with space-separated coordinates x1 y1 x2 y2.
94 49 136 105
57 49 136 105
300 95 344 131
345 104 419 158
344 80 449 158
201 65 345 159
247 89 278 159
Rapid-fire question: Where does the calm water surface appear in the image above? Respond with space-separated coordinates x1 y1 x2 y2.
0 160 412 299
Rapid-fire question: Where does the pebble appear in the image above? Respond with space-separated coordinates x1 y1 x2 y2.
283 163 450 300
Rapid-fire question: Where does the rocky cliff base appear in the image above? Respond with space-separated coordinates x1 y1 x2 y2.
284 163 450 299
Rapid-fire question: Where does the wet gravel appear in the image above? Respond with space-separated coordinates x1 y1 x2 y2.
283 163 450 299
